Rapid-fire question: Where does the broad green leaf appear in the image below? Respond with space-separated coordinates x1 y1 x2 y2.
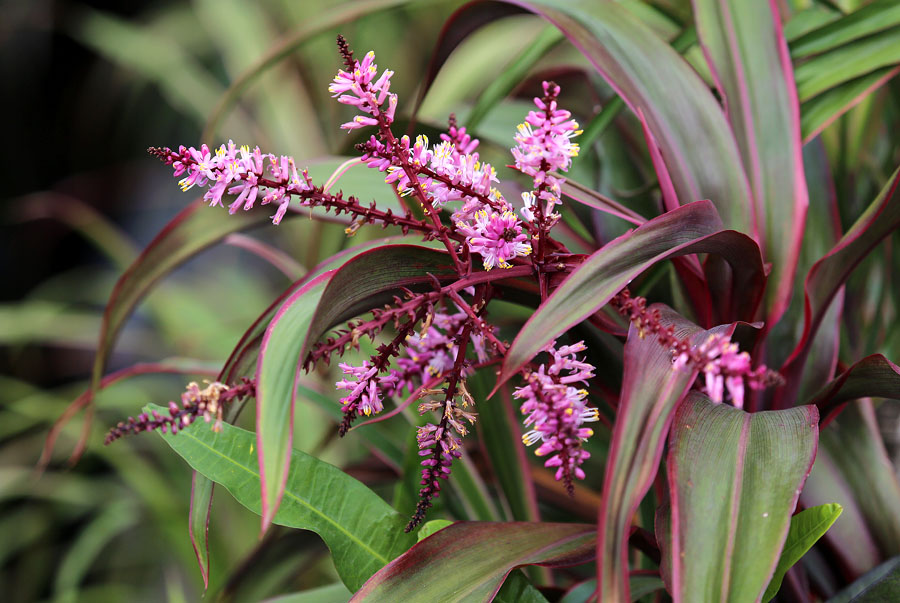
559 575 665 602
800 66 900 143
666 395 818 602
499 201 765 386
256 246 456 531
776 166 900 407
416 520 454 542
693 0 808 327
598 306 733 601
351 521 594 601
794 27 900 103
152 406 416 592
762 503 843 602
789 0 900 59
827 556 900 603
511 0 754 233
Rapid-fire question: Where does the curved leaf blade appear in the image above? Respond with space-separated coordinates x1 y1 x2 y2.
352 521 595 602
807 354 900 426
256 246 457 531
789 0 900 59
666 394 818 602
151 407 416 592
762 503 842 603
828 556 900 603
598 306 730 601
777 166 900 407
499 201 765 386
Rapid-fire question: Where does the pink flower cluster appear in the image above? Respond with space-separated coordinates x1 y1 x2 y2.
456 210 531 271
512 81 582 223
329 47 397 130
514 341 599 491
152 142 311 224
674 333 769 409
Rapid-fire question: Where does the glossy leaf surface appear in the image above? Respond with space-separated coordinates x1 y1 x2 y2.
762 503 842 602
152 406 416 592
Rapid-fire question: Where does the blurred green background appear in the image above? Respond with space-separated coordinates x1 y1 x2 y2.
3 0 900 601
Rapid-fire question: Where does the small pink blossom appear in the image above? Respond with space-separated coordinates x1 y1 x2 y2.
456 210 531 270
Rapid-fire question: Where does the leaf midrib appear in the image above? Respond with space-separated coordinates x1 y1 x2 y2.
174 428 392 564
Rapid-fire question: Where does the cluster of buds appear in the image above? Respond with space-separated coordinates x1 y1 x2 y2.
514 341 599 494
104 379 254 444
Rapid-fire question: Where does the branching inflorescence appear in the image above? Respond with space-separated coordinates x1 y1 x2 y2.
111 36 781 530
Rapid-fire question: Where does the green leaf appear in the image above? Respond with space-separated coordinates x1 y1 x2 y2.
512 0 754 233
827 556 900 603
151 406 416 592
665 395 819 602
256 246 457 531
351 521 594 601
762 503 843 602
794 27 900 103
416 520 454 542
499 201 765 386
800 66 899 142
789 0 900 59
693 0 807 327
264 582 353 603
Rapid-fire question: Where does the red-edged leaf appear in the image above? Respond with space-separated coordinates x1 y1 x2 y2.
598 306 733 601
807 354 900 427
692 0 808 328
776 166 900 407
802 402 900 575
665 394 818 602
352 521 594 601
498 201 765 387
256 245 457 531
507 0 754 233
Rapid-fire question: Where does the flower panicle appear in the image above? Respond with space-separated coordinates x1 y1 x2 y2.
104 379 255 444
330 35 397 130
512 80 581 225
515 340 599 495
149 142 312 225
611 288 783 408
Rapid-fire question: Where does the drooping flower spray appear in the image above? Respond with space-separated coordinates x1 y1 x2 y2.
112 36 781 531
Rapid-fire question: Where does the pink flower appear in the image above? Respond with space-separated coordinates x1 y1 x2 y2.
514 340 598 492
329 49 397 129
456 210 531 270
511 81 581 222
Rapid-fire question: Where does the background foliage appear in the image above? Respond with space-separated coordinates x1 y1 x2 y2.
2 0 899 601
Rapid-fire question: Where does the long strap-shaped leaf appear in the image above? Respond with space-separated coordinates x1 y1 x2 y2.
151 406 416 592
256 245 457 531
664 394 818 602
352 521 594 602
597 306 735 601
692 0 808 328
507 0 754 233
498 201 764 386
777 166 900 408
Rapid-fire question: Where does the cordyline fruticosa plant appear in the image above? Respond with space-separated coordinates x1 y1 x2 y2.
46 1 900 601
